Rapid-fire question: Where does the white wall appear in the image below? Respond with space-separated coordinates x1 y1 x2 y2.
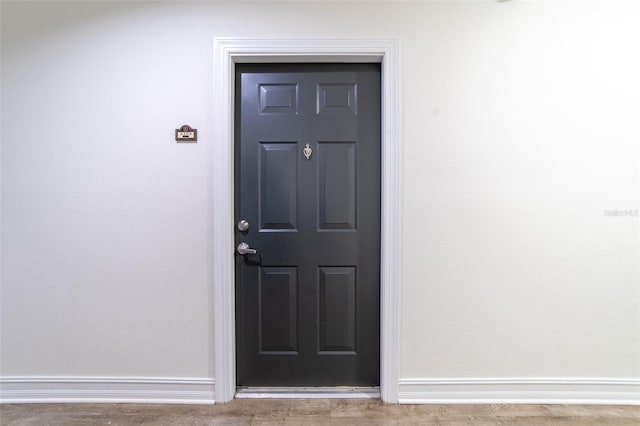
1 0 638 403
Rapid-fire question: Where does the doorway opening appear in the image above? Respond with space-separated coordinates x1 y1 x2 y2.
212 39 401 403
234 63 381 388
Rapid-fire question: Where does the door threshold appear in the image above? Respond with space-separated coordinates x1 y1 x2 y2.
235 387 380 399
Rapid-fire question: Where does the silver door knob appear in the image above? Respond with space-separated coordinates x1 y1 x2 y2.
237 242 257 255
237 219 250 232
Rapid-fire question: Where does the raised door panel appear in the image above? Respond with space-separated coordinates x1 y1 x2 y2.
317 83 357 115
318 142 357 230
259 142 298 231
318 266 357 353
259 84 298 114
259 267 298 353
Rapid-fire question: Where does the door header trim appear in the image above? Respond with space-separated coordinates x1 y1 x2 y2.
212 38 402 403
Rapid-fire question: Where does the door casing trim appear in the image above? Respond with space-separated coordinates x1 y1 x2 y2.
213 38 401 403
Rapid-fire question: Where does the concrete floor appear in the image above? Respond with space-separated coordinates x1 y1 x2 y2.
1 400 639 425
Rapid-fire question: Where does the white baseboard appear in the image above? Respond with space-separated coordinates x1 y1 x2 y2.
398 378 640 405
3 376 638 405
0 377 215 404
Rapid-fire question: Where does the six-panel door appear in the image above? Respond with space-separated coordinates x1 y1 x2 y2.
235 64 381 386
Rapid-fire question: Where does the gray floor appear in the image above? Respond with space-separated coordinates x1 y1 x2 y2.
2 400 640 425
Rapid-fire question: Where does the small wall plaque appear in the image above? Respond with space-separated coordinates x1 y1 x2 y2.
175 124 197 142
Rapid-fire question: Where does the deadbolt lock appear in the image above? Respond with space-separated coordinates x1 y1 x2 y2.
237 219 250 232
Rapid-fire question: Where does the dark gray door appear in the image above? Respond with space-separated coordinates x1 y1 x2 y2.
235 64 380 386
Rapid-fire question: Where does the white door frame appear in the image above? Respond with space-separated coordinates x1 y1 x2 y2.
212 38 401 403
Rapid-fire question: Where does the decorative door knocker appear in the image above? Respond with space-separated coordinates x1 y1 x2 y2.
303 143 313 160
